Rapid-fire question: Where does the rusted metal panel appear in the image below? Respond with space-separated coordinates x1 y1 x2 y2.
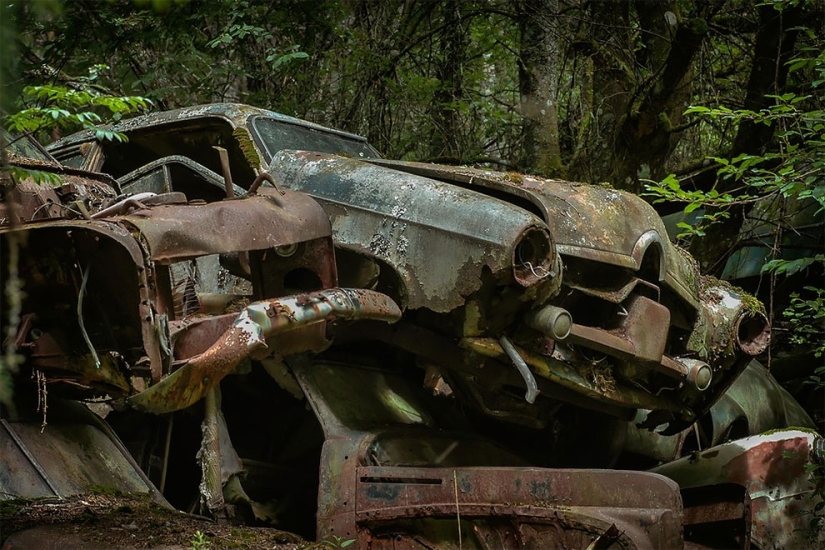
1 159 119 226
0 399 166 504
1 191 342 390
652 430 825 549
348 466 683 548
1 220 163 380
119 190 330 264
295 360 683 547
268 150 560 312
680 484 752 549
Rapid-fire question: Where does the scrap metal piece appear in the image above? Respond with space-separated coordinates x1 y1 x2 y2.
525 305 572 340
680 358 712 391
77 264 100 369
198 387 225 517
127 288 401 414
90 192 156 218
119 190 330 264
248 171 284 195
350 466 683 548
291 360 684 548
0 399 167 504
213 146 235 198
0 419 62 497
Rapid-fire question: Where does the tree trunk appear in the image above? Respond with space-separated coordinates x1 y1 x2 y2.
731 3 803 158
568 0 717 192
429 0 469 159
517 0 562 177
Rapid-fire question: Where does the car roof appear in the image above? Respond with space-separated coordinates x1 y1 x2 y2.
49 103 371 150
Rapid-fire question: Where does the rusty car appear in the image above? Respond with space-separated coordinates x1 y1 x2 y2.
0 101 816 548
2 126 688 548
48 104 772 441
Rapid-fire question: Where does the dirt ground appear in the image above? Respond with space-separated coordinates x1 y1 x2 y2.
0 493 340 550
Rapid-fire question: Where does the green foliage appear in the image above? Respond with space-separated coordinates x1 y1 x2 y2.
784 286 825 359
4 80 152 143
8 166 62 187
133 0 188 13
647 85 825 236
645 16 825 383
319 535 355 548
205 2 309 73
189 530 211 550
763 255 825 276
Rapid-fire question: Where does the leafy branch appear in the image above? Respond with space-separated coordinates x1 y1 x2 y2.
3 79 153 143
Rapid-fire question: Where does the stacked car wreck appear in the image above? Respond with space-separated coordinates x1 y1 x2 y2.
1 105 822 548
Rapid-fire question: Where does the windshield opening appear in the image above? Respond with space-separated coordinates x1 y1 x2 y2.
251 116 379 162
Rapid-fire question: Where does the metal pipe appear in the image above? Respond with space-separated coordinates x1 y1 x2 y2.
213 146 235 198
127 288 402 414
91 192 156 219
679 358 713 391
525 305 573 340
735 310 771 356
499 335 540 404
77 264 100 369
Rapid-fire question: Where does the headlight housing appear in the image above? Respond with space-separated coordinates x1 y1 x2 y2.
512 226 556 287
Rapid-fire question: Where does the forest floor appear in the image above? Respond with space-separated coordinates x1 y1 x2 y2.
0 493 334 550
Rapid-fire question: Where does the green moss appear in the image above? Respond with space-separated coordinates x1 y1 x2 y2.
740 291 764 314
88 485 123 496
505 171 524 185
657 112 672 132
699 274 766 314
233 128 262 169
688 17 708 35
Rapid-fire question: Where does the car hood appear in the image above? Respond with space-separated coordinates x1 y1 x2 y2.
366 159 700 309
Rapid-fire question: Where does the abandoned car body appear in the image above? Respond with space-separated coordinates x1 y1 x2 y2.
623 359 816 464
2 131 693 548
653 429 825 550
292 358 684 548
0 100 812 548
48 104 771 440
0 133 398 526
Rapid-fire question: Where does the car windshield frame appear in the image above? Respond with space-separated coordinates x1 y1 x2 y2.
2 128 58 163
249 115 380 163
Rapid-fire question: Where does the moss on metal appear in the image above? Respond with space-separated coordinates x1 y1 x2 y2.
233 128 261 169
699 274 766 315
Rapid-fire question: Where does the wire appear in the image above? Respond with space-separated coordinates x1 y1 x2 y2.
78 263 101 369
